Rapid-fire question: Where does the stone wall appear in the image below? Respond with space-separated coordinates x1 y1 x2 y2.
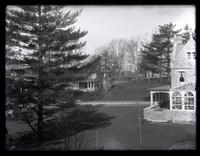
185 68 196 84
144 106 195 123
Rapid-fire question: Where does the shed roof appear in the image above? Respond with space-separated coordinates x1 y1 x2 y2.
148 85 170 91
170 82 195 91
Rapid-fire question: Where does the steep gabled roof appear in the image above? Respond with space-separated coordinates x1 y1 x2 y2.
174 45 184 58
171 35 195 69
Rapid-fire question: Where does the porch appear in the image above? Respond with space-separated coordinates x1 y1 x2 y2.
149 85 170 108
144 84 196 123
73 80 96 92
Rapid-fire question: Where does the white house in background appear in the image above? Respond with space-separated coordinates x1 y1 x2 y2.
72 71 112 92
69 55 113 93
144 31 196 123
73 73 97 92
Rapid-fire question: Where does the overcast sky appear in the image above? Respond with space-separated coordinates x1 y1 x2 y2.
63 5 195 55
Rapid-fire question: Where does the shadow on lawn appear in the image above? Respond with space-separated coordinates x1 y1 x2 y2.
169 139 195 150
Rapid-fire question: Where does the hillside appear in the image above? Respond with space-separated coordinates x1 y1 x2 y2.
101 79 169 101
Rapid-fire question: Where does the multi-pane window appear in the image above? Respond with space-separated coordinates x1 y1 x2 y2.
172 91 182 110
187 52 191 59
187 51 195 60
184 92 194 110
192 52 195 59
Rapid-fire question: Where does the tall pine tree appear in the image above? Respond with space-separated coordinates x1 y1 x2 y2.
6 5 112 145
139 23 180 82
182 24 196 43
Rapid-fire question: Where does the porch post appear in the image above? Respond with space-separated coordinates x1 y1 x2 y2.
92 82 94 91
163 93 165 102
181 92 184 110
150 91 153 106
169 91 172 110
87 82 89 91
90 82 92 91
194 92 196 112
93 82 95 91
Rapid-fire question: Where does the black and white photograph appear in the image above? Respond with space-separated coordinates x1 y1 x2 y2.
5 5 196 150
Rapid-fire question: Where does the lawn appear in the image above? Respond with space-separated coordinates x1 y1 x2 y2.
81 106 195 150
6 105 195 150
101 79 169 101
73 78 169 101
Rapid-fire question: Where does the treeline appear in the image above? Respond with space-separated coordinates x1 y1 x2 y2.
94 23 195 83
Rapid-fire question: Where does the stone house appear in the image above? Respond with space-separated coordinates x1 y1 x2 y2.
144 31 196 123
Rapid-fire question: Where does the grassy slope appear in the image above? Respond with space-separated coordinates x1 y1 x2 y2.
101 79 169 101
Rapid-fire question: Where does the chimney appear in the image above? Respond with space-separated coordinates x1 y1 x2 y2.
175 34 184 45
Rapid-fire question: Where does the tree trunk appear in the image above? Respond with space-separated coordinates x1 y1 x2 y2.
37 98 43 142
147 72 150 84
138 107 142 145
139 114 142 145
135 70 139 84
37 5 44 143
96 129 99 149
64 137 67 150
24 114 38 134
159 72 162 83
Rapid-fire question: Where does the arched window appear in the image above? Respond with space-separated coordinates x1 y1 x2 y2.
184 92 194 110
172 91 182 110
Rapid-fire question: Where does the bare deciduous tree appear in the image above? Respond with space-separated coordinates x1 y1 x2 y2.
136 105 144 145
108 39 127 78
125 38 141 83
95 45 120 80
